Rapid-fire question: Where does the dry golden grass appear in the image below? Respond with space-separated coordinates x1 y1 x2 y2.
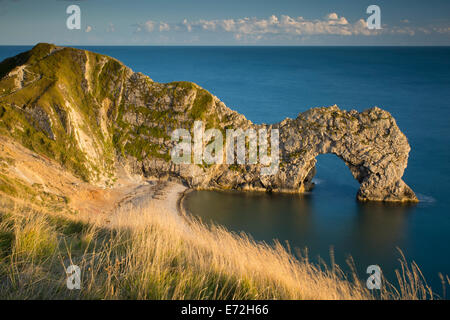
0 199 446 299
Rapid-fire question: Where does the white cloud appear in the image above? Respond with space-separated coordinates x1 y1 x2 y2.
107 23 115 33
85 25 92 33
198 19 217 31
221 19 235 32
135 20 175 33
388 25 415 36
182 19 192 32
159 22 170 32
168 14 377 37
144 21 155 32
135 14 449 41
326 13 339 20
433 26 450 34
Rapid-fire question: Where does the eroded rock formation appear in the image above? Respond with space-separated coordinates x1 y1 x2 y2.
144 106 417 202
277 106 417 202
0 43 417 202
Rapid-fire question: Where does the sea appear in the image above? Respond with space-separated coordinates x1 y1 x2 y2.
1 45 449 292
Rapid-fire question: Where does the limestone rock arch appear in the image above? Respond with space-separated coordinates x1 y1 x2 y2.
274 106 418 202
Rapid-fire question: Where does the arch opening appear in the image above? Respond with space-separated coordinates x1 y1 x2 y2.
311 153 359 196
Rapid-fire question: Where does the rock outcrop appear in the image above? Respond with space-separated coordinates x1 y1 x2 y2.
277 106 416 202
0 43 417 202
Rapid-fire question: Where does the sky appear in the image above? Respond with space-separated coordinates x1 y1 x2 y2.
0 0 449 45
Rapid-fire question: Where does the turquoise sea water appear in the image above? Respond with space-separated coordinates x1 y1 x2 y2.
1 46 449 291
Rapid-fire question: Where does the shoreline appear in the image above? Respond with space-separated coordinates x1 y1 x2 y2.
177 186 192 217
121 179 189 217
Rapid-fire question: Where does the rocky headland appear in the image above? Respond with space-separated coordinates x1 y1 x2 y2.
0 43 417 205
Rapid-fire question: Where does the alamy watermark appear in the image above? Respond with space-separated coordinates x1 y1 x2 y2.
66 264 81 290
170 121 279 175
366 5 381 30
366 265 382 290
66 5 81 30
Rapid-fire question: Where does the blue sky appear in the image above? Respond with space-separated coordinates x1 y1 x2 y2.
0 0 449 45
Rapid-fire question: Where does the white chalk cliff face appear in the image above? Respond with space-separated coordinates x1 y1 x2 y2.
0 43 417 202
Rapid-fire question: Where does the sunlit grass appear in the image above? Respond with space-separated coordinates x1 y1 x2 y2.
0 200 446 299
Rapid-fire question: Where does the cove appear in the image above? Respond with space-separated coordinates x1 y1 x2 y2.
184 154 446 290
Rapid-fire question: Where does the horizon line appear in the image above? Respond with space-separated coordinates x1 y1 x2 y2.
1 44 449 47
